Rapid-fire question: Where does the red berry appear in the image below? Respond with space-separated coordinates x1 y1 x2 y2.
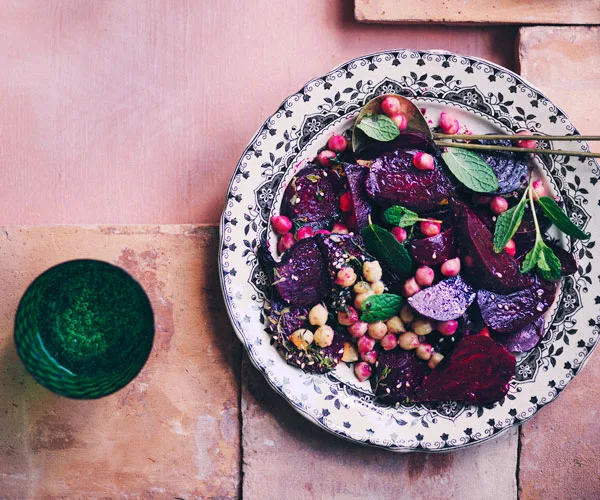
361 350 379 365
277 233 295 253
270 215 292 235
420 220 441 237
440 257 461 277
532 179 547 198
490 196 509 215
413 152 435 171
381 333 399 351
415 266 435 287
504 239 517 257
347 321 368 338
390 113 408 130
437 320 459 336
357 335 376 355
317 150 336 167
439 112 459 135
327 135 347 153
314 229 331 235
478 327 491 337
332 223 349 234
296 226 314 240
391 226 407 243
340 192 353 212
516 130 537 149
381 96 402 117
354 361 372 382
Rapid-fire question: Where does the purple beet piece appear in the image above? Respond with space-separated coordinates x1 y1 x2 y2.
274 237 331 307
413 335 516 404
452 199 533 293
548 243 578 276
281 165 342 230
366 149 454 212
266 300 309 338
494 317 545 353
358 130 437 159
408 275 476 321
408 227 457 267
477 277 556 333
315 233 373 281
343 163 372 231
472 139 531 194
371 348 430 403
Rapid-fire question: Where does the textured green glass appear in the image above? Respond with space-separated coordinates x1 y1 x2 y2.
14 260 154 399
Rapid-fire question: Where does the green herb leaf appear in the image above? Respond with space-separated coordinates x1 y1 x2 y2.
536 196 590 240
361 224 413 275
360 293 403 323
521 239 561 280
493 196 527 253
441 147 499 193
384 205 420 228
356 114 400 143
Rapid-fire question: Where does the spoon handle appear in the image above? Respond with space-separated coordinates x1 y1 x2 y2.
433 133 600 142
434 141 600 158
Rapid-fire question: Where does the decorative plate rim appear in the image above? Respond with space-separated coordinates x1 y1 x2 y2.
219 49 599 452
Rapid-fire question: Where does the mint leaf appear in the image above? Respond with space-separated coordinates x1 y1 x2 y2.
493 194 527 253
536 196 590 240
521 241 541 274
356 114 400 142
360 293 403 323
441 147 499 193
384 205 420 228
361 224 412 275
536 241 562 281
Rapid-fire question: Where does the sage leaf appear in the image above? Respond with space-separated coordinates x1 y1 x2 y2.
441 147 499 193
493 196 526 253
536 196 590 240
360 293 403 323
361 223 412 275
384 205 420 228
356 114 400 143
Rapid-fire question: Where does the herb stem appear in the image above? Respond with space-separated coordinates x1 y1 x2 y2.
528 185 542 242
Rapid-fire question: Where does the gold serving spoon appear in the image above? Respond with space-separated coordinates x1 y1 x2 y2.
352 94 600 158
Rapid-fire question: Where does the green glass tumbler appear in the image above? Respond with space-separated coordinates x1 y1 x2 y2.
14 259 154 399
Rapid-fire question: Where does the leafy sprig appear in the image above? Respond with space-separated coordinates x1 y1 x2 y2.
384 205 442 229
361 220 412 275
355 114 400 142
441 147 499 193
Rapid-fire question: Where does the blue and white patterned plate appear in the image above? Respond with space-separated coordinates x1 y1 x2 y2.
219 50 599 451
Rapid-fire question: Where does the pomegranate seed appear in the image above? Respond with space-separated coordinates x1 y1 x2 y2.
354 361 372 382
413 152 435 171
504 239 516 257
381 96 402 117
391 226 407 243
478 327 491 337
439 112 459 135
441 257 461 277
390 113 408 130
270 215 292 235
277 233 295 253
490 196 509 215
339 192 353 212
357 335 376 355
327 135 347 153
516 130 537 149
296 226 314 240
317 150 336 167
437 320 458 336
532 179 547 198
420 220 441 237
332 223 349 234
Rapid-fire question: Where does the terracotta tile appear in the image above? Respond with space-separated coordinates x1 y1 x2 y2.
242 356 518 500
518 26 600 500
0 226 240 498
355 0 600 25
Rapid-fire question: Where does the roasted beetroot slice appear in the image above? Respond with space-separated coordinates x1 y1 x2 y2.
473 139 531 194
549 243 578 276
413 335 516 404
343 164 372 231
408 275 476 321
266 300 309 338
371 348 430 403
366 149 454 212
494 317 545 353
281 165 342 230
357 130 437 159
316 233 373 281
477 278 556 333
452 199 532 293
274 237 331 307
408 227 457 267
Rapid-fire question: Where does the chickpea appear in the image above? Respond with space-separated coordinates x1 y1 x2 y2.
386 316 406 334
412 318 434 336
342 342 359 363
308 303 328 326
338 307 359 326
367 321 387 340
370 280 385 295
335 266 357 288
313 325 334 348
398 332 420 350
362 261 383 283
353 281 371 294
428 352 444 369
354 290 374 309
416 343 433 361
400 304 415 324
290 329 313 350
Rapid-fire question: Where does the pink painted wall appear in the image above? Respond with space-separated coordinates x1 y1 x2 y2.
0 1 517 224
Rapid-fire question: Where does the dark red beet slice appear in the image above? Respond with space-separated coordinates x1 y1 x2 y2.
274 237 331 307
358 130 437 159
366 149 454 212
477 278 556 333
413 335 516 404
281 165 342 230
408 227 457 267
343 164 372 231
472 139 531 194
266 300 309 338
315 233 373 281
452 199 532 293
494 317 545 353
549 243 578 276
371 348 430 404
408 275 476 321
